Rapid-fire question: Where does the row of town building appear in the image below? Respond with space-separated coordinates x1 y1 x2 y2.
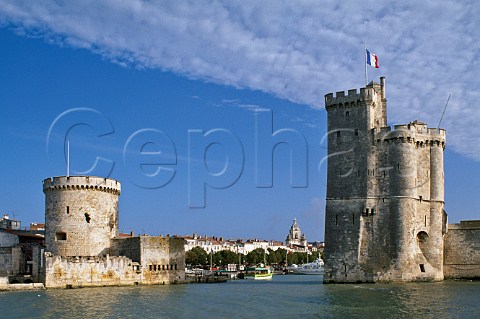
182 220 324 254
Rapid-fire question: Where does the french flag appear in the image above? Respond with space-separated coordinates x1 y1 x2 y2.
366 49 379 68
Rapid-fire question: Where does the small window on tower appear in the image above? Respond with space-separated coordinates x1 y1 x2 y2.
66 206 69 215
354 129 359 136
337 131 341 138
346 111 350 118
56 232 67 241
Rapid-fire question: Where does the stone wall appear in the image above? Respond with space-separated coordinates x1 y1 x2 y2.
0 247 17 277
44 254 141 288
45 236 186 288
444 221 480 279
139 236 185 284
0 231 19 247
43 176 121 257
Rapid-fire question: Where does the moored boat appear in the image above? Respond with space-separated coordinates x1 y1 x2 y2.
287 258 324 275
244 264 273 280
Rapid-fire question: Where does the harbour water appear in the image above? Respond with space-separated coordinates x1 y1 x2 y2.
1 275 480 319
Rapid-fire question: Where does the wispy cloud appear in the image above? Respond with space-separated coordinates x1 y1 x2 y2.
1 1 479 158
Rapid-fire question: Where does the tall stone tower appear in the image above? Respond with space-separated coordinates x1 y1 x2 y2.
323 78 446 283
43 176 121 257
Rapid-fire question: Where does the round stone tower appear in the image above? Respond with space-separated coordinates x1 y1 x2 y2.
43 176 121 257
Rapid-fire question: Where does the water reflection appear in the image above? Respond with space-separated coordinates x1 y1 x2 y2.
1 277 480 319
322 280 480 319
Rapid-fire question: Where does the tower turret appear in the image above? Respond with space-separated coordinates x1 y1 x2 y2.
323 77 446 283
43 176 121 257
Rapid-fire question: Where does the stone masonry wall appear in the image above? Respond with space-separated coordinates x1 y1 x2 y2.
0 231 19 247
43 176 120 257
324 78 446 283
444 221 480 279
45 236 186 288
139 236 185 284
44 254 141 288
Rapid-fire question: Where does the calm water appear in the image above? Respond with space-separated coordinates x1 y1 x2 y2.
1 275 480 319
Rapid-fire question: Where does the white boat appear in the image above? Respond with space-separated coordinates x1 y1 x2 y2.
244 264 273 280
287 258 324 275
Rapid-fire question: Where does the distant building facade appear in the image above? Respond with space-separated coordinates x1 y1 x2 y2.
0 228 44 284
0 214 21 230
285 218 307 250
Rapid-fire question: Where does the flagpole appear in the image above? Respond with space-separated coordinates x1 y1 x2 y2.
67 140 70 177
364 43 368 86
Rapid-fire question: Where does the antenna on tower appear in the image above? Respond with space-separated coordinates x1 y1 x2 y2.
437 93 452 132
67 140 70 177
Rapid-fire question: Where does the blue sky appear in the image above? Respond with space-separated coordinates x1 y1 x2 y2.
1 1 479 241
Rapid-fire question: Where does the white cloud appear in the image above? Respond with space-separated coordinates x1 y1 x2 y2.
1 0 479 158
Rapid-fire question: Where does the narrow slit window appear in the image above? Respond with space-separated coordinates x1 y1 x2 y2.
66 206 69 215
352 213 355 225
346 111 350 118
335 214 338 226
420 264 425 272
354 129 359 136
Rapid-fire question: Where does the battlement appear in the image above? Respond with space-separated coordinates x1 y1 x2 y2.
325 77 385 109
42 176 121 195
376 121 446 146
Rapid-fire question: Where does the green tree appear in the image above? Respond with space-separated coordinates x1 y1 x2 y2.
275 248 287 265
296 252 307 264
212 250 239 266
267 248 278 264
186 246 208 266
311 251 320 261
287 252 298 265
246 248 265 265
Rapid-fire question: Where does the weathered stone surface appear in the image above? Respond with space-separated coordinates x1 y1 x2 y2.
324 78 446 283
444 221 480 279
44 236 186 288
43 176 121 257
42 175 185 288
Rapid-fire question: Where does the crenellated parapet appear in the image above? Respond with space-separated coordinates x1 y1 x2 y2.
325 78 386 111
324 88 367 110
43 176 121 195
375 121 446 148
